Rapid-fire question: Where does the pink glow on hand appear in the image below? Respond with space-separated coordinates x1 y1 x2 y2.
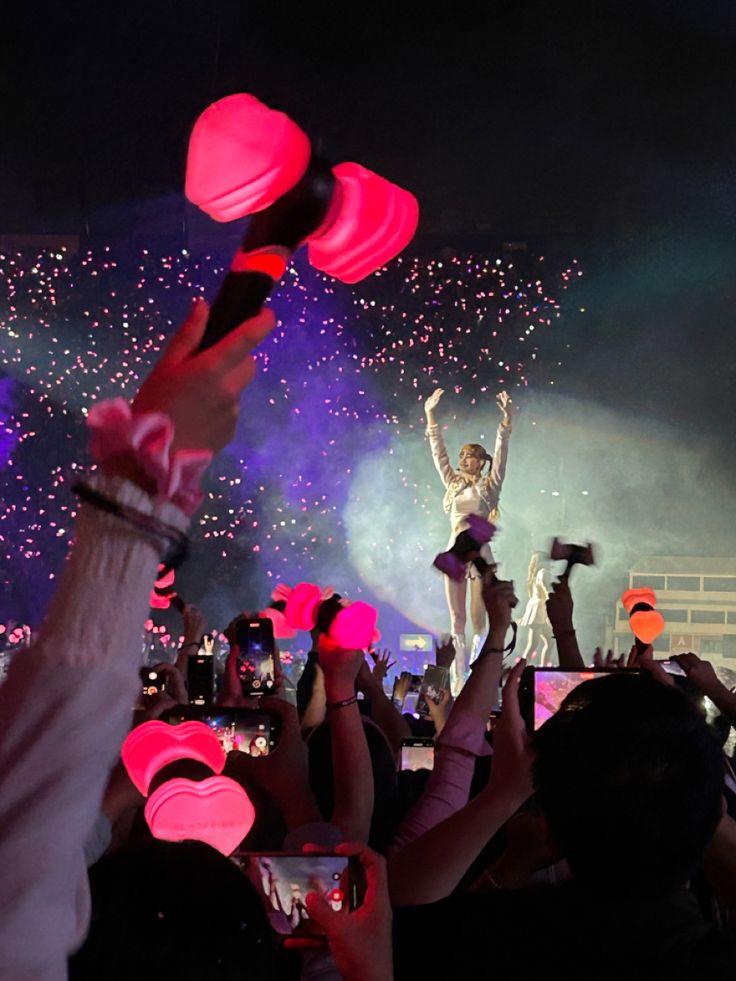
121 721 225 796
185 93 311 222
284 581 323 631
144 776 255 855
328 600 379 650
308 162 419 283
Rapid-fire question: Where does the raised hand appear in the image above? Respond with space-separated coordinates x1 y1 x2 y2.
225 697 320 830
424 388 444 415
592 648 624 669
368 647 396 683
317 635 364 701
671 652 725 698
546 576 574 634
481 574 518 643
304 843 393 981
181 603 207 646
496 390 514 426
434 635 456 670
133 298 276 455
424 687 452 735
487 659 534 804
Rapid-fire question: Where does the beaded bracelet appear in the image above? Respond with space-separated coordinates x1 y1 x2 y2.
73 482 189 570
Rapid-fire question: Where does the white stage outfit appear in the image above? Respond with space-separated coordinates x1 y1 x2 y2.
426 420 511 684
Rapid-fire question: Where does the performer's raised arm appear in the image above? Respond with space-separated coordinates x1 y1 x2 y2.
424 387 455 488
487 390 514 493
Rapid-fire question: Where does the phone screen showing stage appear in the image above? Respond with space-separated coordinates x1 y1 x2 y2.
235 619 276 696
400 739 435 771
165 707 273 756
245 854 358 936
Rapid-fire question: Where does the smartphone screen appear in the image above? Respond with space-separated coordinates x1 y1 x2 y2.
400 738 435 771
140 667 166 700
187 653 214 706
402 675 424 716
235 619 276 696
241 853 362 937
523 667 641 730
417 664 449 716
164 706 276 755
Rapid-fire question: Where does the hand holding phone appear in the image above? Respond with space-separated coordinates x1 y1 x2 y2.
417 665 449 717
187 652 215 706
239 852 365 939
299 842 393 979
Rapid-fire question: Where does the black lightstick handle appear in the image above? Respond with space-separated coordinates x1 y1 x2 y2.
198 157 337 351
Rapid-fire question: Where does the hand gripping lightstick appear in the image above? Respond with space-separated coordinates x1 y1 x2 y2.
185 93 419 350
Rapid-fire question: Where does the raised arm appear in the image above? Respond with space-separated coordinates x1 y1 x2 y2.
487 390 513 493
0 298 275 979
389 577 516 853
389 659 533 906
424 388 455 488
546 573 585 669
319 637 375 843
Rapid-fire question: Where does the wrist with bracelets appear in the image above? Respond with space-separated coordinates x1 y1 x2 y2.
73 481 189 569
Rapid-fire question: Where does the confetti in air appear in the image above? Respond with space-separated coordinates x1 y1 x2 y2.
0 244 581 647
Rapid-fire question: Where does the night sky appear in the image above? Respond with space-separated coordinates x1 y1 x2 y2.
2 1 734 242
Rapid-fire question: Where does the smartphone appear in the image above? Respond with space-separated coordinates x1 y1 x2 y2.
400 737 435 771
519 667 641 730
417 664 449 717
235 618 276 697
162 705 279 755
401 674 424 716
140 666 167 703
237 852 365 938
187 653 214 706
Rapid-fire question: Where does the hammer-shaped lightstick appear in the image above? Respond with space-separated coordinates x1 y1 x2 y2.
185 93 419 350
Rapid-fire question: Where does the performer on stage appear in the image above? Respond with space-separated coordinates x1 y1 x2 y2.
424 387 514 690
520 551 553 664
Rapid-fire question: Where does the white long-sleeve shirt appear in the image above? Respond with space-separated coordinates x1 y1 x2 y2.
426 421 511 547
0 475 188 981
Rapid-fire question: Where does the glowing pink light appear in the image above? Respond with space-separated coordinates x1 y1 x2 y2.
121 721 225 796
259 606 297 640
185 94 311 222
308 162 419 283
144 776 255 856
329 601 380 649
284 582 323 631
